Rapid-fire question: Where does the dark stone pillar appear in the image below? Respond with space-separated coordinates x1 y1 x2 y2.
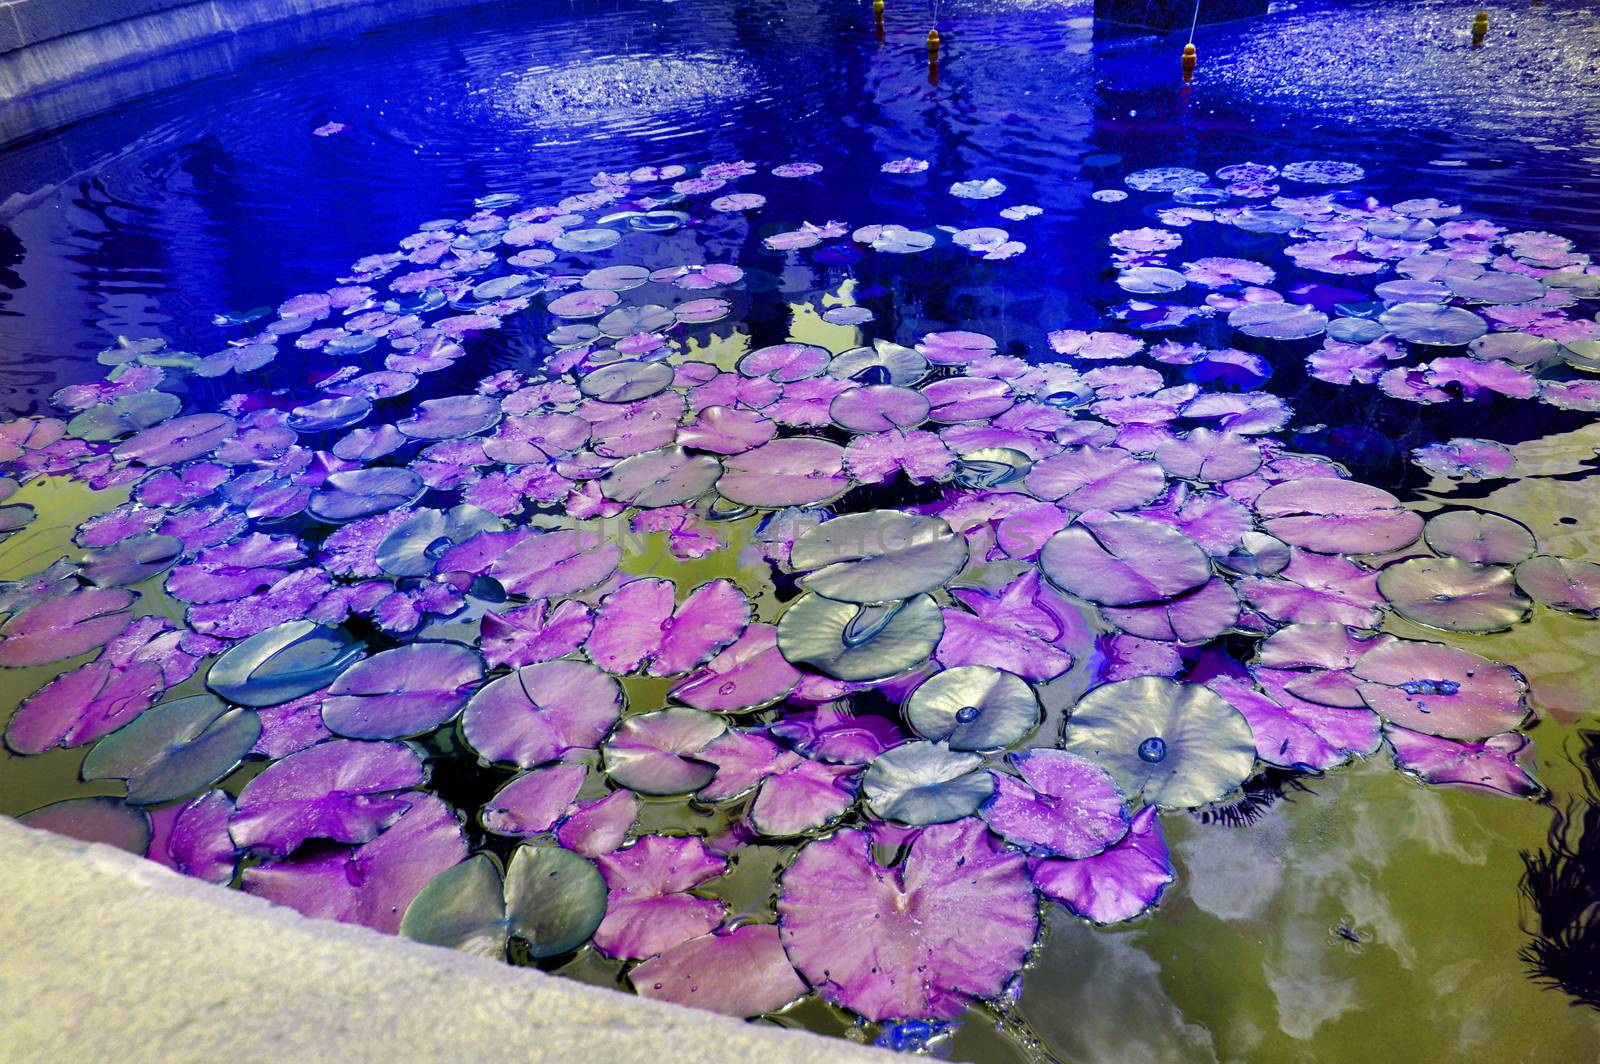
1094 0 1268 31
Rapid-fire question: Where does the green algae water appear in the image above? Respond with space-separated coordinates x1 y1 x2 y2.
3 1 1600 1060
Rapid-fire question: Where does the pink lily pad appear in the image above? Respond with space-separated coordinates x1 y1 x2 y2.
1031 806 1174 924
461 660 624 768
777 819 1036 1021
229 739 428 857
1385 726 1540 797
632 924 807 1017
593 835 727 959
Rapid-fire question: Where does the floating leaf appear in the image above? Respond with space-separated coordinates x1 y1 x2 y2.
668 624 800 712
1025 447 1165 512
81 533 184 588
308 468 427 523
904 666 1039 751
491 530 622 597
863 741 993 824
229 739 427 856
1352 639 1527 739
0 587 135 667
777 819 1035 1021
602 708 725 794
480 763 586 837
1031 805 1173 924
791 511 967 604
777 593 943 682
593 835 727 959
1377 557 1530 633
599 447 722 507
1062 677 1257 808
17 796 151 853
981 750 1128 858
717 437 850 508
462 660 624 769
243 793 466 934
1040 514 1210 607
586 578 749 676
1385 725 1540 797
321 642 484 739
1423 511 1536 565
400 846 608 958
81 694 260 804
1255 478 1422 554
1512 556 1600 616
632 924 807 1017
1378 302 1487 346
207 620 365 707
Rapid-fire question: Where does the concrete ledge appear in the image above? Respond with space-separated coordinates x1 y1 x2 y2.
0 817 884 1064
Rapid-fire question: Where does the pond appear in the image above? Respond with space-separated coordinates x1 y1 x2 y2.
2 0 1599 1059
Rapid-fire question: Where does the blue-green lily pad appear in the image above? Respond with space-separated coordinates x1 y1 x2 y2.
862 741 994 824
400 847 607 959
207 620 365 707
776 593 943 682
904 666 1039 751
81 694 260 804
789 511 967 604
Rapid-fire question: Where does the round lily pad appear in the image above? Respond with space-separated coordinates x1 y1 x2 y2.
603 707 726 794
17 796 151 853
397 395 502 440
1255 478 1422 554
461 660 624 769
1062 677 1257 808
1229 302 1329 340
1422 511 1536 565
716 437 850 508
1378 302 1487 346
81 694 260 804
1352 639 1527 739
1040 515 1211 606
790 511 967 604
826 342 928 387
904 666 1039 751
600 447 722 508
308 468 426 523
207 620 365 707
980 749 1129 858
81 533 184 588
1377 557 1530 633
376 505 503 578
776 593 943 682
399 846 607 959
322 642 485 739
1513 556 1600 616
579 361 675 403
862 741 994 824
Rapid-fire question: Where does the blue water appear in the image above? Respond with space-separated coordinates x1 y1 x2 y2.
3 1 1600 1060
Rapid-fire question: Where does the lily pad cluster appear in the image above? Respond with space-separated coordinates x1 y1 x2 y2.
0 154 1589 1038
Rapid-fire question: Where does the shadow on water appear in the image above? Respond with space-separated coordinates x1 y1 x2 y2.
1521 729 1600 1011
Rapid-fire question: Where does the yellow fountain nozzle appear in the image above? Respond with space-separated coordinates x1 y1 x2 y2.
1181 42 1197 82
928 29 941 47
873 0 884 12
1472 9 1488 45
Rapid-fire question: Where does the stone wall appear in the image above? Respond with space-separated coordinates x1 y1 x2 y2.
0 817 884 1064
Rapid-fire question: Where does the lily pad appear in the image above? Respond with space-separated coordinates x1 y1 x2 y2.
1422 511 1536 565
229 739 427 856
1513 556 1600 616
17 796 151 853
631 924 807 1018
1377 556 1530 633
81 694 260 804
1378 302 1487 346
399 846 607 959
0 587 135 667
599 447 722 508
207 620 365 707
904 666 1039 751
716 437 850 508
981 749 1129 858
777 819 1035 1021
1061 677 1257 808
777 593 943 682
579 361 676 403
790 511 967 604
1031 805 1173 924
1255 478 1423 554
1039 514 1211 607
1352 639 1527 739
308 468 427 523
461 660 624 769
321 642 484 739
862 741 993 824
603 708 726 794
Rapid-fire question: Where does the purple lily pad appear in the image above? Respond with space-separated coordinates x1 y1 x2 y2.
599 447 722 508
229 739 427 857
481 763 587 837
18 796 151 853
1209 674 1380 770
1102 578 1240 643
1255 478 1423 554
461 660 624 768
632 924 807 1017
242 793 466 934
1385 725 1540 797
777 819 1036 1021
678 406 776 454
1154 429 1263 483
935 572 1081 682
1040 513 1210 606
1513 556 1600 616
113 413 236 467
716 437 850 508
321 642 484 739
1423 511 1537 565
482 600 595 669
1236 548 1385 627
490 529 622 597
1025 447 1165 511
669 624 800 712
981 750 1129 858
1377 556 1531 633
593 835 727 960
0 587 135 667
604 708 726 794
586 578 749 677
1352 639 1528 739
1031 806 1173 924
